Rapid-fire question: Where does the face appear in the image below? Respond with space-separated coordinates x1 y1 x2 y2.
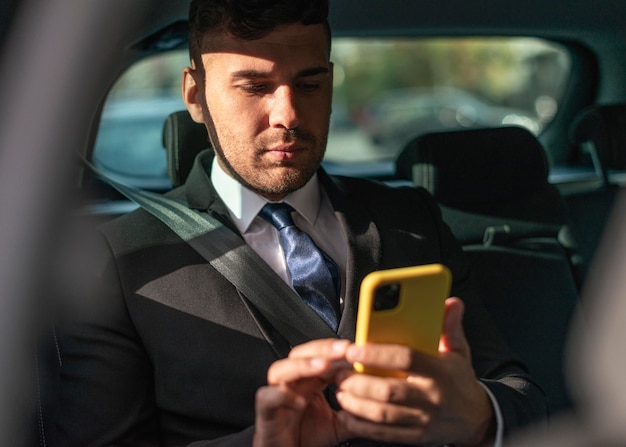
183 23 333 201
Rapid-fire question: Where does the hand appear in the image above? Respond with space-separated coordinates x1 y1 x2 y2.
253 339 355 447
336 297 496 446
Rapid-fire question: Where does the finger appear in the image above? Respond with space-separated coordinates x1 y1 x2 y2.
287 338 350 360
439 297 470 357
338 372 432 407
336 390 429 426
255 385 307 418
286 339 353 381
346 342 438 375
254 386 304 447
267 356 330 385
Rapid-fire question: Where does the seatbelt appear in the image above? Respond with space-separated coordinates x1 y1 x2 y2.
92 169 338 347
440 206 565 245
440 205 582 289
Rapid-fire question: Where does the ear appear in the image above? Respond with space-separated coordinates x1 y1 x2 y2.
182 66 205 124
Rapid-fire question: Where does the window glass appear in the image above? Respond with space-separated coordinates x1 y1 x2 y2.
92 37 570 188
92 51 188 189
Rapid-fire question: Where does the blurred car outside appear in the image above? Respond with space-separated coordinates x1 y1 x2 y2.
359 86 542 151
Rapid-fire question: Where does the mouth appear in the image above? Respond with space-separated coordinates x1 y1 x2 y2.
264 144 305 162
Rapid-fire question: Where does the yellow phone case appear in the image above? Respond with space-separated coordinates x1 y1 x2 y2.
354 263 452 376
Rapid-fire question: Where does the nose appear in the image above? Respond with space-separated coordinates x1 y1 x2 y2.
268 85 300 130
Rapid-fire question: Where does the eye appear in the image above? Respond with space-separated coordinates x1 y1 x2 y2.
297 82 321 92
239 84 267 95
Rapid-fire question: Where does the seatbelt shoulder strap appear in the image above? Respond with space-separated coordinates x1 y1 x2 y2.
98 174 337 346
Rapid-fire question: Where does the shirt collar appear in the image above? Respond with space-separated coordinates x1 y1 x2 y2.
211 157 321 233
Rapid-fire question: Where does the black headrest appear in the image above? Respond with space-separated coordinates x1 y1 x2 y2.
569 102 626 172
395 126 566 224
162 110 210 187
396 126 550 205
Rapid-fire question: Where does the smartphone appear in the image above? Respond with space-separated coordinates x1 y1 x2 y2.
354 263 452 377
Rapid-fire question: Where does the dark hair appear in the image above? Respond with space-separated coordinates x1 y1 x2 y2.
188 0 330 67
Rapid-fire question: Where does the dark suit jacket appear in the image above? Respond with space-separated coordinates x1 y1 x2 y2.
52 150 547 446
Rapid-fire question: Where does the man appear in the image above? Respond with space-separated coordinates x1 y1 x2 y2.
52 0 547 446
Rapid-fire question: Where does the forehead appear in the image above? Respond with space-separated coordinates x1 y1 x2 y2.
200 23 330 71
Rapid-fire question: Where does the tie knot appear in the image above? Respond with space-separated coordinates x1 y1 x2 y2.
260 202 296 231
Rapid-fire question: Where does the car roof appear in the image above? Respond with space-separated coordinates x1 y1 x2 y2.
133 0 626 40
123 0 625 104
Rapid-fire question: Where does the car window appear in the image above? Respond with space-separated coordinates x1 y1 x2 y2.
92 37 570 189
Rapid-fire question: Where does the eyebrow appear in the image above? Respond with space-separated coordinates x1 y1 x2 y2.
231 66 330 80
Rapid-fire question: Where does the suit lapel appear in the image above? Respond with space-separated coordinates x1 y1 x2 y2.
319 171 382 340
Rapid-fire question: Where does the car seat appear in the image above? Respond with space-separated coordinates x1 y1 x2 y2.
162 110 211 187
396 126 581 415
566 102 626 283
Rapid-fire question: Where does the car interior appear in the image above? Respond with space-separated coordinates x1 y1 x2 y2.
1 0 626 445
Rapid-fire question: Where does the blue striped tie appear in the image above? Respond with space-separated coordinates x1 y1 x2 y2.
260 203 341 331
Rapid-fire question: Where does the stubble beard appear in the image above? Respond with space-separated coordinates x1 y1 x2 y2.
210 122 327 199
216 143 313 197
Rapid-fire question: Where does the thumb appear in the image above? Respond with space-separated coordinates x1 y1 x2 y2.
439 297 470 356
